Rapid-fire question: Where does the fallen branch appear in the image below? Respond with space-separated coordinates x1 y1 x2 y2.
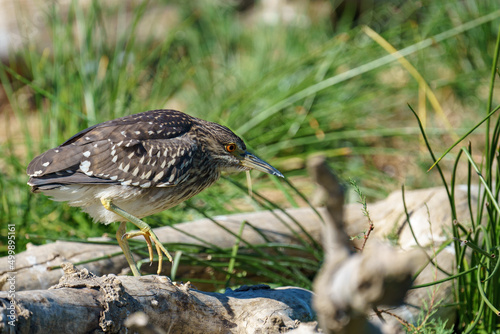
0 263 315 333
308 156 426 334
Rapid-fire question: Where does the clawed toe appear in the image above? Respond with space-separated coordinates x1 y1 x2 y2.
125 229 172 274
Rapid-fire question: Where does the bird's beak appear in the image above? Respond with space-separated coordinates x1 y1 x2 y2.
240 152 284 178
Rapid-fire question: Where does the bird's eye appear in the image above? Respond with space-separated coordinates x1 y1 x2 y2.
225 143 237 152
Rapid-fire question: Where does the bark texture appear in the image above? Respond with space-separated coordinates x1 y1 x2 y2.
0 263 314 334
308 156 426 334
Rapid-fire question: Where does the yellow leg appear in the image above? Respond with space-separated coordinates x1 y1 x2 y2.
101 198 173 275
116 221 141 277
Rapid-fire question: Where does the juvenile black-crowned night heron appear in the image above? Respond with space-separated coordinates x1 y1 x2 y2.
27 109 283 276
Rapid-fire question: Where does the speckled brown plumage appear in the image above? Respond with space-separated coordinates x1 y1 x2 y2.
27 109 283 275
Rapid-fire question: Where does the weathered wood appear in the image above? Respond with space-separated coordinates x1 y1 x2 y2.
0 263 315 334
308 156 426 334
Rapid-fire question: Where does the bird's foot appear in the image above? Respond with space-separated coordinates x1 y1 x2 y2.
124 227 173 275
101 197 172 275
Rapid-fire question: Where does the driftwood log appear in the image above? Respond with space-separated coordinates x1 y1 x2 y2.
0 262 314 333
307 156 426 334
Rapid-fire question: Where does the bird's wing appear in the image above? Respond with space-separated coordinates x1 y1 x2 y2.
27 110 198 188
79 138 198 187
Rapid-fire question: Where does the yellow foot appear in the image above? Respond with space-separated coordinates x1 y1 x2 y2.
101 197 173 276
125 227 173 275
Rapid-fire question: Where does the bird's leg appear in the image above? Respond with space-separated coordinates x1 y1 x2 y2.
101 198 173 275
116 221 141 277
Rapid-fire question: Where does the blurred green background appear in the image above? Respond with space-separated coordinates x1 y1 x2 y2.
1 0 500 299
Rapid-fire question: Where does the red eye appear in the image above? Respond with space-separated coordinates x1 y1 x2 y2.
225 143 237 152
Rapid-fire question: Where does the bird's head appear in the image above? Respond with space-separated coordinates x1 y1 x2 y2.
201 121 284 178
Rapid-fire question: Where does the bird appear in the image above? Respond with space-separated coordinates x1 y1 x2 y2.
27 109 283 276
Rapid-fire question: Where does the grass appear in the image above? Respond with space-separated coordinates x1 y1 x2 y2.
404 20 500 332
1 0 500 330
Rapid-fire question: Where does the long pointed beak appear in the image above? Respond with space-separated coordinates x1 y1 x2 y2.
240 152 284 178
